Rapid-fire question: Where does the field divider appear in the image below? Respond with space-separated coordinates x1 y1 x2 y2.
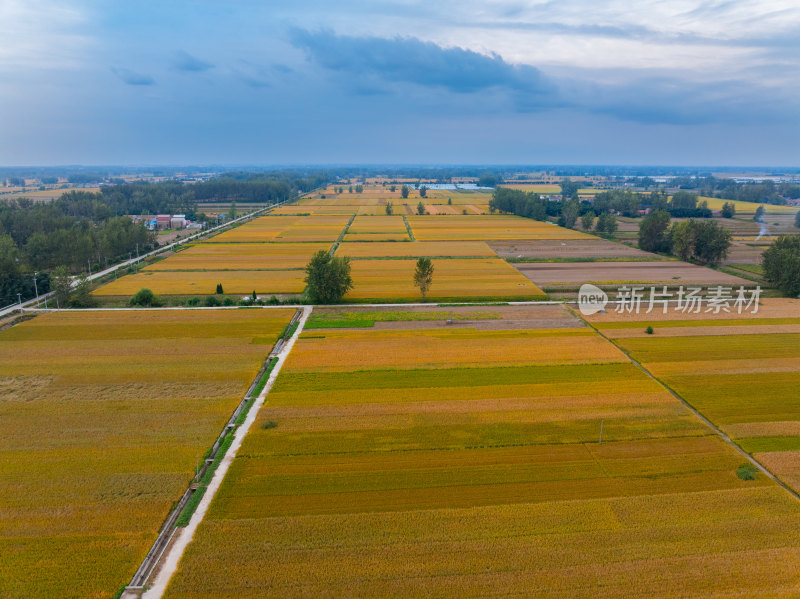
566 304 800 506
402 215 415 240
134 305 313 599
328 212 357 256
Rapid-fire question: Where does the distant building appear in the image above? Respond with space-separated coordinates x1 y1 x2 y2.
156 215 171 229
171 214 187 229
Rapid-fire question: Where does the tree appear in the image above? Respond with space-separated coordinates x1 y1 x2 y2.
478 173 500 188
355 184 364 193
419 185 428 198
401 185 410 199
754 205 766 222
413 257 434 300
638 210 672 252
721 201 735 218
215 283 224 294
795 210 800 229
0 234 23 305
385 202 393 215
596 212 618 237
129 288 162 307
558 198 580 229
560 179 580 201
390 185 396 192
671 191 699 210
50 265 72 308
304 250 353 303
447 197 452 205
670 219 731 265
580 211 595 231
417 201 427 215
762 235 800 297
670 220 696 261
70 274 94 308
692 220 731 265
229 201 238 220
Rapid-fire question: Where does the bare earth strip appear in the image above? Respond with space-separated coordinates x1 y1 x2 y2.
515 261 751 285
490 239 661 259
606 324 800 338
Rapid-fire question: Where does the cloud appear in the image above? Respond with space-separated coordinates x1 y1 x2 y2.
289 28 560 109
111 66 155 85
174 51 213 72
288 28 800 126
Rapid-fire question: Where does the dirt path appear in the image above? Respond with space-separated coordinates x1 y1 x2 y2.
135 305 313 599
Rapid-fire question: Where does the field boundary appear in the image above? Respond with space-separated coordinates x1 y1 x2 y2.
567 305 800 505
132 305 312 599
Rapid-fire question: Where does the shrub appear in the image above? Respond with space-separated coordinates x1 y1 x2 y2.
645 326 654 334
215 283 223 294
736 464 758 481
186 296 200 307
261 420 278 430
129 288 162 307
204 295 222 307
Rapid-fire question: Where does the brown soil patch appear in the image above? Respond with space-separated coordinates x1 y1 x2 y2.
725 421 800 438
515 261 750 285
588 298 800 322
607 324 800 338
490 239 655 259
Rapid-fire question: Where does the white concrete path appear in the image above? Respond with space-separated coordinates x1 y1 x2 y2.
139 305 312 599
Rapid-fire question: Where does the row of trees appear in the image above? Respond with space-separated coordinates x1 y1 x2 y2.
638 210 732 265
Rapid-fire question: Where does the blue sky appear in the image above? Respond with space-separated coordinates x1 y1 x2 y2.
1 0 799 166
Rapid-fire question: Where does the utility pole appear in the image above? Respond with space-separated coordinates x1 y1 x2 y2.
17 293 22 306
33 272 39 302
136 243 139 259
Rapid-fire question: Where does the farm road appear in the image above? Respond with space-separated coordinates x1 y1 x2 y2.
134 305 313 599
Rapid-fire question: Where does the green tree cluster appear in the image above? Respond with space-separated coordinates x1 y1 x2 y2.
304 250 353 303
762 235 800 297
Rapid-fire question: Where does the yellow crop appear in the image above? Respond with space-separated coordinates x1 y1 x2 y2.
0 309 294 598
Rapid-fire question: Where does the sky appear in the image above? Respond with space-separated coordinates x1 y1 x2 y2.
1 0 799 166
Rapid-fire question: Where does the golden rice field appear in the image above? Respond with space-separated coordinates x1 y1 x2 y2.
590 300 800 495
0 309 293 599
342 233 410 241
207 214 351 243
347 215 408 234
162 305 800 599
205 215 305 242
698 196 800 215
95 269 306 296
287 327 624 372
336 240 497 258
425 203 486 214
145 242 331 271
407 214 592 240
499 183 562 194
344 258 546 301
